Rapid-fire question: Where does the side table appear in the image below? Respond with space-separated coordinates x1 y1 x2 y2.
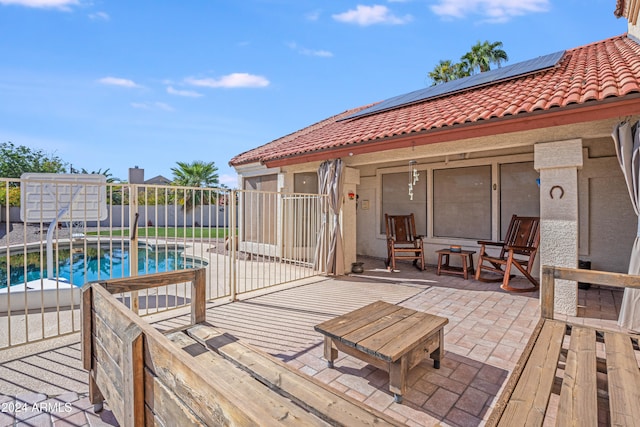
436 249 475 280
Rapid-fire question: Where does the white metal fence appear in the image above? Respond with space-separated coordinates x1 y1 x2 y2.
0 177 328 349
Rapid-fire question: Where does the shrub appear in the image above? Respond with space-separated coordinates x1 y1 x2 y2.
0 186 21 206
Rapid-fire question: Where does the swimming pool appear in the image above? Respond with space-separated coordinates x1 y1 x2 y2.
0 244 207 288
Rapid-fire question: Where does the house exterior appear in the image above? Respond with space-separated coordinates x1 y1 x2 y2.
230 7 640 315
144 175 172 186
127 167 172 186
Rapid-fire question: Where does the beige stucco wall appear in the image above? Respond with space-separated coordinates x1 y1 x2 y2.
629 19 640 39
342 167 360 272
579 139 636 273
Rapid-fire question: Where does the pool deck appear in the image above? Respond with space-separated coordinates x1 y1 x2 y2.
0 257 627 426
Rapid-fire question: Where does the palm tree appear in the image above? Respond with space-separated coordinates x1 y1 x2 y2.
171 161 219 187
428 60 456 85
452 62 471 80
171 160 220 210
428 60 472 86
74 167 123 205
461 40 508 74
79 167 120 183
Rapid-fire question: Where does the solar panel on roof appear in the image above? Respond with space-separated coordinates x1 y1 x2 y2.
342 50 565 121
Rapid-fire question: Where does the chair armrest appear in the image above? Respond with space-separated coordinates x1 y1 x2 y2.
477 240 505 247
505 245 535 252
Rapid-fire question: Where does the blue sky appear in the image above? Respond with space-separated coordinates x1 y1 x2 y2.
0 0 628 187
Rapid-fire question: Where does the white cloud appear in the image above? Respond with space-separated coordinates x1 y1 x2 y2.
89 11 109 21
430 0 549 22
332 5 412 26
98 76 140 88
130 101 174 111
185 73 270 89
167 86 203 97
286 42 333 58
0 0 79 10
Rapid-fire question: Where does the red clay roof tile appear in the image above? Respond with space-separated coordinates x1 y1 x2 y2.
230 35 640 167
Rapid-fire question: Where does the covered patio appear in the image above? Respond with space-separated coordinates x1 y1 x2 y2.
0 258 624 426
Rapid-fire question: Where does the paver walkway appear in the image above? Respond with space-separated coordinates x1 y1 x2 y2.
0 257 625 426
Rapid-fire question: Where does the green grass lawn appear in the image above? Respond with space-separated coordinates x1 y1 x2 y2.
87 227 233 239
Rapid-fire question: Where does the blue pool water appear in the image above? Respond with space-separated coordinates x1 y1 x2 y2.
0 245 207 288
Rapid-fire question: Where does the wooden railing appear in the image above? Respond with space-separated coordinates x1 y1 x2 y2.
488 265 640 426
81 269 207 426
540 265 640 319
81 268 401 426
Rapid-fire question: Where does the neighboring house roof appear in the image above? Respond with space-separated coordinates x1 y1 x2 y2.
145 175 172 185
230 34 640 168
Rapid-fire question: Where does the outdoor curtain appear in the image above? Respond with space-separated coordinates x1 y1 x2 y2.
612 120 640 331
314 159 345 275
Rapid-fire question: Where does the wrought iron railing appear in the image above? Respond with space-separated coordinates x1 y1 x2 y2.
0 177 328 349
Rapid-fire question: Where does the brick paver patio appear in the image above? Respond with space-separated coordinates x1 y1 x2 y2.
0 257 625 426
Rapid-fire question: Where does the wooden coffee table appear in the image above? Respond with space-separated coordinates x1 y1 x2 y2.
314 300 448 403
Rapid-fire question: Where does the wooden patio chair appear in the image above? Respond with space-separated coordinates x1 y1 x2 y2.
385 213 425 271
474 215 540 292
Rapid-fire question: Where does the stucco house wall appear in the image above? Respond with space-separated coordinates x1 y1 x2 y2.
579 136 636 273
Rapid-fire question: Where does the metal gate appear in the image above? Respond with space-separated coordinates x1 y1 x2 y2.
0 177 328 349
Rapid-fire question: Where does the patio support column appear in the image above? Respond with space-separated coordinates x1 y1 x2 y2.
534 139 583 316
342 167 360 274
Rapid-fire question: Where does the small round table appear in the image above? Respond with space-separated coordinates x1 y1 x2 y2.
436 249 476 280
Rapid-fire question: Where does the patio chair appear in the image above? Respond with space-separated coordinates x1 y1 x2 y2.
474 215 540 292
385 213 425 271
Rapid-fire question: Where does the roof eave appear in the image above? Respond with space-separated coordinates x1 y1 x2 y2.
263 95 640 168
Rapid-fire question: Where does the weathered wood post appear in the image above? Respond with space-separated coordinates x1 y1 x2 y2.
122 324 144 426
191 268 206 324
541 265 555 320
81 284 105 412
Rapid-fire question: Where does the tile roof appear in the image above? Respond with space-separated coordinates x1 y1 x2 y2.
230 34 640 167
